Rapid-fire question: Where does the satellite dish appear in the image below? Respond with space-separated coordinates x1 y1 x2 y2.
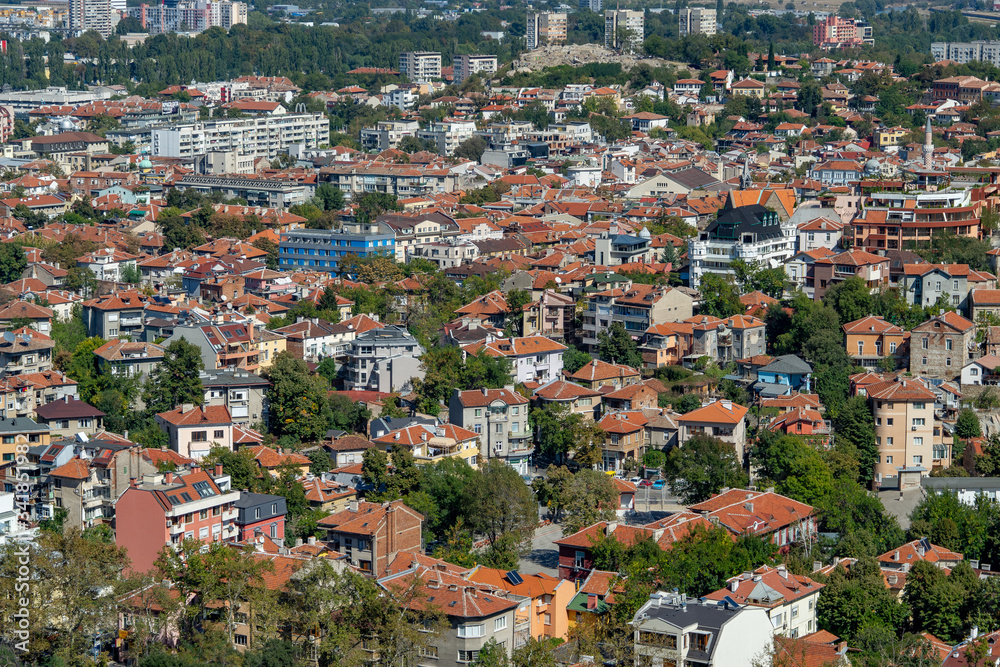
554 277 561 284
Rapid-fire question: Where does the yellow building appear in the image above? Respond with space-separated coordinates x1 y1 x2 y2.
0 417 50 469
874 126 908 148
865 376 939 482
843 315 907 370
374 423 480 467
731 78 766 98
257 329 287 369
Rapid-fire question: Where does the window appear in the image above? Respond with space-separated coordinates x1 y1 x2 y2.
887 419 893 426
922 338 928 350
200 509 208 520
946 338 953 351
458 650 479 663
474 409 482 417
922 357 927 365
192 431 208 442
914 455 923 465
544 613 551 625
418 646 438 659
886 456 893 464
457 624 483 638
495 424 502 433
495 617 508 632
199 527 209 539
255 508 261 519
858 341 864 355
474 424 482 434
791 605 799 619
913 418 925 427
887 437 893 446
270 523 277 538
954 280 959 291
512 406 519 415
234 635 248 646
890 342 897 353
575 550 586 568
947 358 952 367
79 418 91 429
214 430 225 439
914 403 925 410
271 503 277 513
914 437 924 446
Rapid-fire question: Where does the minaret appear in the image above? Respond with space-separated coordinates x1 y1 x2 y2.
740 152 753 190
924 117 933 170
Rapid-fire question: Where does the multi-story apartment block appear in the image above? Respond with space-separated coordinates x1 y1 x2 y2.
278 223 396 275
399 51 442 84
522 290 575 340
319 163 459 200
909 312 977 381
866 376 939 482
150 113 328 160
154 404 234 461
449 388 532 475
631 592 773 667
605 9 644 53
811 249 890 301
851 189 983 255
69 0 111 37
82 291 148 340
812 15 872 49
678 7 716 36
593 228 655 265
93 340 165 380
704 566 824 638
932 42 1000 67
454 54 499 84
900 263 981 313
115 465 240 572
0 332 54 376
318 499 423 575
676 399 748 460
526 12 567 50
359 119 421 152
130 0 248 34
462 335 566 385
687 204 798 291
174 175 308 208
582 283 693 352
416 119 478 155
233 492 286 542
688 315 766 363
407 239 479 269
344 326 425 393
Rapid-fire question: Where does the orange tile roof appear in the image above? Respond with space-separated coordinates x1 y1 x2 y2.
676 399 748 425
49 457 90 479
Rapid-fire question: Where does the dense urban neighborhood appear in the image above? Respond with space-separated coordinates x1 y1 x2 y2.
13 0 1000 666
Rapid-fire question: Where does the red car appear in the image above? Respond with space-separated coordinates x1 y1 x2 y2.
639 479 653 487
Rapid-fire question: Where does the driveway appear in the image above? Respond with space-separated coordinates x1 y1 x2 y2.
520 522 563 576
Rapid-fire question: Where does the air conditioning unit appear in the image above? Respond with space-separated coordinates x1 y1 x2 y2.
166 520 173 527
911 426 917 431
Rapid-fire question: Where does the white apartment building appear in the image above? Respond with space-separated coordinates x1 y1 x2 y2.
360 119 421 152
678 7 716 36
384 86 419 111
416 119 478 155
688 204 798 291
705 566 824 639
462 335 567 386
932 40 1000 67
605 9 644 53
150 113 328 160
454 54 499 84
407 240 479 269
69 0 111 37
526 11 567 50
399 52 442 84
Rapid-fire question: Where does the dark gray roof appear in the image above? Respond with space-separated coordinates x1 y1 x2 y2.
200 370 271 387
760 354 812 375
706 204 784 242
370 416 436 439
0 417 49 433
665 167 719 190
472 237 527 253
608 234 647 247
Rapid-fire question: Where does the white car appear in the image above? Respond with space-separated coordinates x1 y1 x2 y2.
629 477 642 485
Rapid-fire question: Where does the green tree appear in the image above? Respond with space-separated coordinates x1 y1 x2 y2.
469 460 538 566
0 242 26 283
904 559 973 642
664 435 748 503
956 409 982 440
832 395 879 484
673 394 701 414
561 469 619 534
563 345 593 373
816 557 909 642
597 322 642 368
823 276 874 325
143 338 205 415
64 336 107 402
699 274 743 318
262 351 331 443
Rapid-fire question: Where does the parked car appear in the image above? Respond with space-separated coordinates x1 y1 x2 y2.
652 480 666 490
629 477 642 485
639 479 653 487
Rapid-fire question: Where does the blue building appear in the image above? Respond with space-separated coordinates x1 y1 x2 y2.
278 223 396 275
755 354 813 396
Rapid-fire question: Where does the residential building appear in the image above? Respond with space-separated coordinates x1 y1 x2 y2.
454 55 498 84
605 9 644 53
639 322 693 369
467 566 575 642
233 492 286 542
359 119 421 152
593 229 655 266
378 560 520 665
866 376 939 482
318 499 423 575
93 340 165 380
151 114 328 160
961 353 1000 386
900 263 976 313
526 12 566 50
910 312 977 380
688 315 766 364
201 370 270 425
597 410 649 472
851 189 984 255
399 52 441 84
932 42 1000 68
522 290 575 340
449 388 532 475
687 205 797 291
278 223 396 275
756 355 812 394
34 396 104 438
581 283 693 352
811 249 890 301
797 217 846 251
68 0 112 38
173 175 308 209
76 248 139 283
161 324 261 373
462 335 566 385
631 591 773 667
114 465 240 572
320 163 459 201
0 331 54 376
82 291 148 340
812 15 872 49
843 315 908 369
568 359 641 390
533 380 602 420
0 417 49 470
689 489 816 547
704 566 824 638
676 399 748 460
730 78 766 98
678 7 716 36
372 423 480 467
0 301 53 335
416 119 479 156
931 75 992 102
154 404 234 461
344 326 425 393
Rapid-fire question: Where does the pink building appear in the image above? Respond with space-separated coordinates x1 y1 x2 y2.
812 15 870 50
114 465 240 573
154 404 234 460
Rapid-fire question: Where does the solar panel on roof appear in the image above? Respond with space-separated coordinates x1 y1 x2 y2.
505 571 523 586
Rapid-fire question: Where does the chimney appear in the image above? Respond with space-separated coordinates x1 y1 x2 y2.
164 471 173 484
181 403 194 413
191 464 200 474
129 477 137 488
348 500 358 512
214 463 223 476
778 566 788 579
308 536 316 545
295 538 303 547
586 594 598 610
729 579 738 592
